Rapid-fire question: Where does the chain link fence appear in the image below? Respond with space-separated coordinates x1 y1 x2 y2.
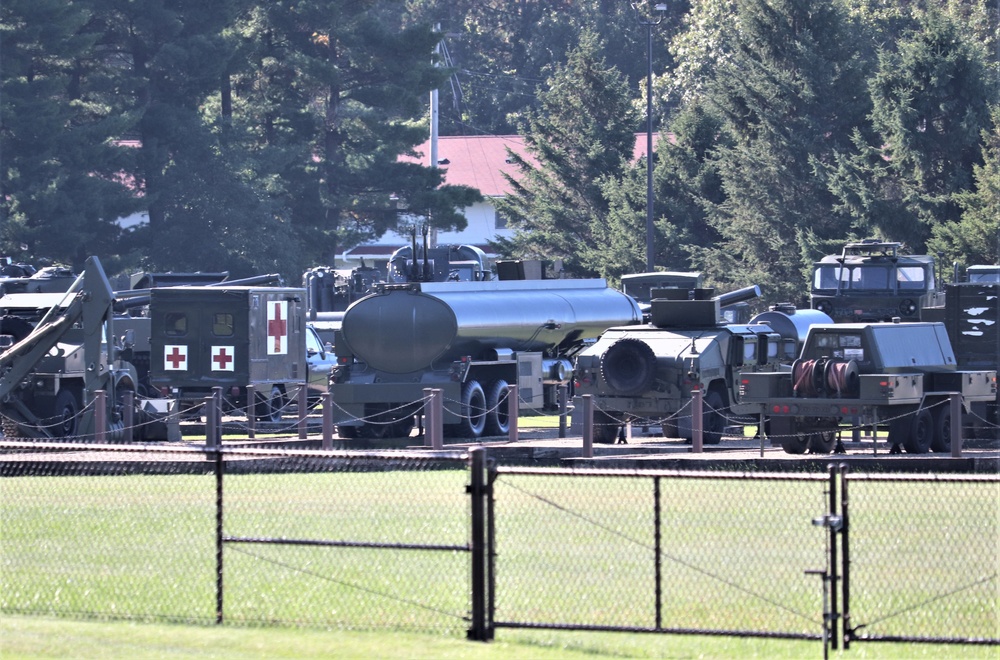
2 442 998 648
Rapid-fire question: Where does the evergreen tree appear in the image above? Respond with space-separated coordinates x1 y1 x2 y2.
697 0 871 305
492 30 639 278
230 0 480 266
928 105 1000 266
863 9 994 250
0 0 140 271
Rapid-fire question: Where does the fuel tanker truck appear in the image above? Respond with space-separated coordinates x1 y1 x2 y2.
572 287 834 444
329 279 642 439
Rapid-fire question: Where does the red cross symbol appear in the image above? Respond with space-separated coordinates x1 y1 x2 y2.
165 345 187 370
212 346 234 371
267 301 287 354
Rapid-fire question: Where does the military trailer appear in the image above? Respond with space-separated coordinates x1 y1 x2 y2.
739 321 997 454
330 279 642 440
572 286 829 444
149 286 308 422
810 240 945 322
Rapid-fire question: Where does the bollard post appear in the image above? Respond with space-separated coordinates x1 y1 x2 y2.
297 385 308 440
95 390 106 443
582 394 593 458
205 394 218 450
246 384 256 439
691 388 703 453
423 388 434 448
507 384 518 444
558 383 568 439
430 388 444 450
321 392 333 450
950 393 962 458
123 389 134 443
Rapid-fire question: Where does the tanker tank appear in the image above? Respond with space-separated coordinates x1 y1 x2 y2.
331 279 642 440
340 279 642 374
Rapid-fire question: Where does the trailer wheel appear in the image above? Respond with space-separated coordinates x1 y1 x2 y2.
807 431 837 454
255 385 284 423
52 388 82 438
903 408 933 454
483 379 510 436
455 380 487 438
781 434 810 454
930 406 951 453
592 409 620 444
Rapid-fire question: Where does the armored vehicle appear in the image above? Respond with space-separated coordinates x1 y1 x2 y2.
0 257 142 440
810 240 945 322
330 278 642 439
0 262 77 295
739 321 997 454
572 287 831 444
149 286 308 422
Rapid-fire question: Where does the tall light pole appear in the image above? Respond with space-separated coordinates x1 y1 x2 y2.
634 2 667 272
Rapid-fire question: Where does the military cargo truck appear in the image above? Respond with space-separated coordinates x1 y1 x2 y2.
739 321 997 454
810 240 945 322
149 286 308 422
330 279 642 439
571 286 823 444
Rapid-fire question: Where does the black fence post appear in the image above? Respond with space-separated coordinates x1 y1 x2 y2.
215 434 224 624
829 464 840 650
840 464 851 649
468 447 491 641
654 475 662 630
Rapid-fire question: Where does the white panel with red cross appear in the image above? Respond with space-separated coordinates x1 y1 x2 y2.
164 344 188 371
266 300 288 355
211 345 236 372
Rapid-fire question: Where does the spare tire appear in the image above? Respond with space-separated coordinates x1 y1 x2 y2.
600 338 657 396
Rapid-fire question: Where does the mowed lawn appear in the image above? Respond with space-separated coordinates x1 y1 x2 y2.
2 449 997 657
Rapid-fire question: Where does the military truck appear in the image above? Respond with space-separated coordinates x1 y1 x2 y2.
739 321 997 454
810 240 945 322
148 286 308 422
571 286 830 444
0 257 143 440
330 278 642 439
922 281 1000 438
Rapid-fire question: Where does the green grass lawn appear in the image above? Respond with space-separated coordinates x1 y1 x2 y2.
3 615 996 659
2 458 997 653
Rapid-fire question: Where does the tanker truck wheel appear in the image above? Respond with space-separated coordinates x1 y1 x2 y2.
452 380 487 438
483 379 510 436
593 410 621 444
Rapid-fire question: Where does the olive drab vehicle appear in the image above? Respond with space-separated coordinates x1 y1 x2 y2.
572 287 834 444
148 286 308 422
330 277 642 440
810 240 945 322
0 257 143 440
739 321 997 454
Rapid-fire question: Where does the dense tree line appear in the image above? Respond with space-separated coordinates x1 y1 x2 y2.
2 0 998 299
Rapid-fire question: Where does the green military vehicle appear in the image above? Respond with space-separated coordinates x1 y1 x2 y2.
810 240 945 322
571 286 829 444
148 286 308 422
739 321 997 454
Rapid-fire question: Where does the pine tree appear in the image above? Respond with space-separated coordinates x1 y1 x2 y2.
0 0 141 271
493 30 639 277
697 0 871 305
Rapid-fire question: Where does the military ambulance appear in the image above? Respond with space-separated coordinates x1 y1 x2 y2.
149 286 308 422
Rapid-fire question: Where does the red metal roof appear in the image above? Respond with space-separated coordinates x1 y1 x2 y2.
400 133 660 197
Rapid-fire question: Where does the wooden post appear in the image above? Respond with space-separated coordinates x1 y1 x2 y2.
582 394 593 458
507 384 518 444
691 388 703 453
321 392 333 450
297 385 308 440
